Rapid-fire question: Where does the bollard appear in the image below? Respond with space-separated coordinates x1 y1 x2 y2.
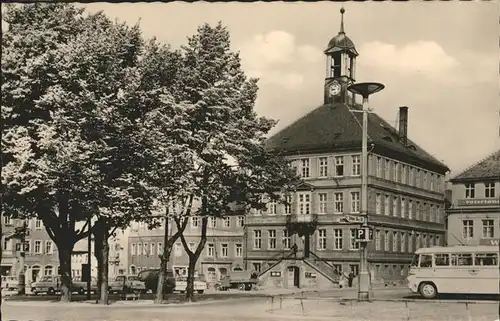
405 300 410 321
271 296 274 310
465 302 471 321
280 297 283 309
300 298 305 315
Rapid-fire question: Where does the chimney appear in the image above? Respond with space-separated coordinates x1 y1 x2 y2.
398 106 408 145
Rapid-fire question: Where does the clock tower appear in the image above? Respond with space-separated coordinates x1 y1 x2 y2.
324 8 359 105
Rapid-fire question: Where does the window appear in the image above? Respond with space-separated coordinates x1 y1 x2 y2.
416 202 421 220
430 174 434 191
174 243 182 257
209 217 217 228
300 158 310 178
485 183 495 198
482 220 494 238
298 193 311 214
207 243 215 257
392 162 398 181
235 244 243 257
283 230 291 249
408 234 413 252
137 242 143 255
333 229 343 250
392 231 398 252
220 244 228 257
392 197 398 216
408 200 413 220
237 216 245 227
350 229 359 250
415 170 421 188
429 205 435 222
375 194 382 215
157 243 162 256
401 165 407 184
191 217 199 228
143 242 148 255
422 172 428 189
384 159 390 180
435 235 440 246
352 155 361 176
409 168 414 186
35 219 43 229
400 232 406 252
375 230 381 251
465 184 475 198
3 216 12 226
318 229 327 250
416 234 421 250
434 254 450 266
131 243 136 256
45 241 53 255
223 217 231 227
268 230 277 249
284 195 292 215
24 240 31 254
400 198 405 218
462 220 473 239
451 253 473 266
420 254 433 268
252 263 261 273
376 157 382 177
34 240 42 254
334 156 344 176
384 195 390 215
318 157 328 177
253 230 262 249
266 199 277 215
334 192 343 214
318 193 327 214
44 266 53 276
350 192 360 213
384 231 390 251
474 253 498 266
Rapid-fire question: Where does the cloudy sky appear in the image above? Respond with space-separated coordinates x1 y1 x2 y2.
15 2 500 176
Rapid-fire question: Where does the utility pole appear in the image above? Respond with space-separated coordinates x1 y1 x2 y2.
348 82 385 301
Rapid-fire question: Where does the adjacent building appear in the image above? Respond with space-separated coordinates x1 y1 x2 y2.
446 149 500 246
244 8 450 290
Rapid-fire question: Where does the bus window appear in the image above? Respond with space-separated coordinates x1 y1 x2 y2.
420 254 432 268
474 253 498 266
451 253 473 266
410 254 419 267
434 254 450 266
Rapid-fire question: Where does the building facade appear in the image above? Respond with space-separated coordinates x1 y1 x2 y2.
446 149 500 246
244 9 450 290
1 216 59 286
128 214 246 285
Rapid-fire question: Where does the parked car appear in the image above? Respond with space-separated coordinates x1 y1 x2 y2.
1 276 19 291
108 275 146 294
137 269 176 294
72 276 98 293
174 276 207 294
31 275 86 295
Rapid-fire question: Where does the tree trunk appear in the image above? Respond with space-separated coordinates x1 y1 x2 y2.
185 260 197 301
1 219 3 318
93 224 104 299
57 243 73 302
155 217 169 304
99 226 110 305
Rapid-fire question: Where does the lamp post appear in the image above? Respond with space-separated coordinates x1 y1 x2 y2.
347 82 385 301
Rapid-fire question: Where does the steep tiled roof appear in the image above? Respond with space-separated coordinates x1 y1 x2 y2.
451 149 500 181
265 103 449 173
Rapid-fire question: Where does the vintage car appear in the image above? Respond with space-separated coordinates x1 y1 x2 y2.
31 275 87 295
108 275 146 294
72 276 99 293
174 276 207 294
137 269 176 294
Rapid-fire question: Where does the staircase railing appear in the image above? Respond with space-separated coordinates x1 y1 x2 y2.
309 251 348 279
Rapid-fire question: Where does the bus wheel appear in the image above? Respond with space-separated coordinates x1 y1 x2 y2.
419 282 437 299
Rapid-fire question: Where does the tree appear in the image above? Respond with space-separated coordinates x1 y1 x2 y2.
168 22 298 301
1 4 154 303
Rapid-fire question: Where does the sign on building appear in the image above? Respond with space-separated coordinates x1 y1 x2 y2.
355 227 373 242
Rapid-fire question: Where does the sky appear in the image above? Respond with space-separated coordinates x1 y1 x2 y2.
5 2 500 177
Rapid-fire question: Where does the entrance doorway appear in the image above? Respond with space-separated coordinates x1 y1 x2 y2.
286 266 300 288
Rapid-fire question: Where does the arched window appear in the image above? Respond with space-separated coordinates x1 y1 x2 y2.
31 265 41 282
129 265 136 275
44 266 53 276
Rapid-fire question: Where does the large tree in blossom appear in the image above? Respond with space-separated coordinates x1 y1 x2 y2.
1 4 155 303
166 23 299 301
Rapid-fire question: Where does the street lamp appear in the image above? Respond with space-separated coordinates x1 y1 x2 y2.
347 82 385 301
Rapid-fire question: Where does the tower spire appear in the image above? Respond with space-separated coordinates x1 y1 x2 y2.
339 7 345 34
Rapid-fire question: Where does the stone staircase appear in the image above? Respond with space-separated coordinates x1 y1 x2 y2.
304 252 345 285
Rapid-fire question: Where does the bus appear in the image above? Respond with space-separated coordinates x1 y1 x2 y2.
407 245 499 299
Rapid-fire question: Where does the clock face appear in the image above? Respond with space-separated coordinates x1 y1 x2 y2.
329 82 341 96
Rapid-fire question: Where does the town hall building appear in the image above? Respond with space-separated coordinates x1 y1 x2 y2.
244 8 450 289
